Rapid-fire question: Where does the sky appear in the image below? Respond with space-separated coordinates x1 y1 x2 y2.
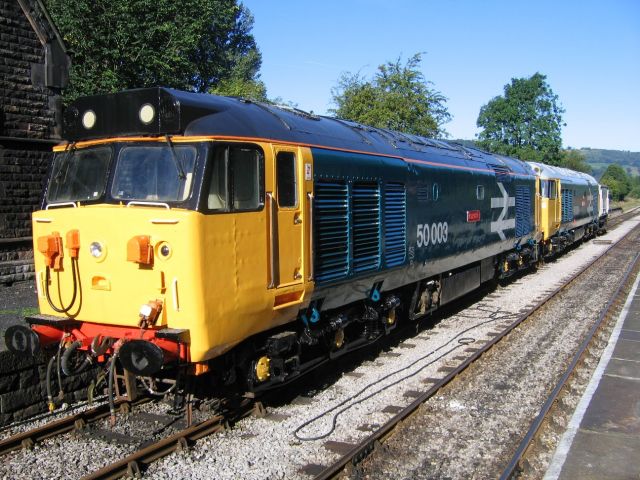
241 0 640 152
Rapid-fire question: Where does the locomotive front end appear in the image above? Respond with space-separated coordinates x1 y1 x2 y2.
5 138 211 379
2 88 246 386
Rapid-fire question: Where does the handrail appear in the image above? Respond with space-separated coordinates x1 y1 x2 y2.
126 201 170 209
46 202 77 209
307 192 314 281
266 193 279 289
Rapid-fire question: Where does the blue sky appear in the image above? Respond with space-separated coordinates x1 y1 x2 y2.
242 0 640 151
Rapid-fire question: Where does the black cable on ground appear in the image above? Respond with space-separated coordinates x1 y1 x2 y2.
294 307 519 441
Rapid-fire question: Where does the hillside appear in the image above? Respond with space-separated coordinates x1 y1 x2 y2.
450 140 640 180
578 148 640 179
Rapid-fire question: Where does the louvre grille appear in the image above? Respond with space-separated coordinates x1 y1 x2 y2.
384 183 406 267
561 189 574 222
314 181 350 283
515 185 532 237
491 165 511 182
351 183 381 273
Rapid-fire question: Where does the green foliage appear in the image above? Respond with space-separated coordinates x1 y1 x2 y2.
629 176 640 199
209 50 267 101
330 53 451 138
600 164 632 201
476 73 565 164
45 0 263 102
559 149 591 173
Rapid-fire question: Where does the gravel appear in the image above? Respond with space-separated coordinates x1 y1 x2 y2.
1 215 638 479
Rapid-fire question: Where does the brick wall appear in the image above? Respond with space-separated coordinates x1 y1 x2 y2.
0 0 66 285
0 349 98 426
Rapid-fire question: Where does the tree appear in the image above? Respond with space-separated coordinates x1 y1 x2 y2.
330 53 451 138
559 149 591 174
476 73 565 164
209 50 267 101
600 164 632 201
629 176 640 199
45 0 264 102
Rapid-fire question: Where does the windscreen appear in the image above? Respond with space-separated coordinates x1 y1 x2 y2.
47 146 112 203
111 145 197 202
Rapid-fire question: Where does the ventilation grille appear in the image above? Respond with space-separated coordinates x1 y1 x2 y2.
384 183 407 267
417 186 430 203
492 165 511 182
314 182 350 283
515 185 532 237
561 189 574 222
351 183 381 273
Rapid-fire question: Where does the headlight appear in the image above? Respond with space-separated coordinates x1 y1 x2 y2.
82 110 96 129
89 241 104 259
139 104 155 125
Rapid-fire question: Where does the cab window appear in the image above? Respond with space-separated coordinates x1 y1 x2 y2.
541 180 557 199
207 145 263 211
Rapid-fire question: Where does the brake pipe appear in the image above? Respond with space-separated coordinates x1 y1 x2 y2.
44 258 79 314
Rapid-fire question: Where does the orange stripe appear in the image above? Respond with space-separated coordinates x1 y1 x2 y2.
53 134 535 178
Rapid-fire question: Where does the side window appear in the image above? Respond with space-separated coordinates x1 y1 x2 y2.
432 183 440 201
231 147 261 210
540 180 549 198
549 180 557 199
276 151 297 208
207 148 228 209
206 145 263 212
476 185 485 200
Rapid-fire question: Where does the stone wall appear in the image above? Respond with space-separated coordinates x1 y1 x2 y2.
0 349 98 426
0 0 68 285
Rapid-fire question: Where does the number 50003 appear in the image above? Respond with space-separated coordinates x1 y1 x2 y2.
416 222 448 247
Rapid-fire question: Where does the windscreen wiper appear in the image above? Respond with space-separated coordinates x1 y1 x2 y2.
55 142 77 181
165 135 186 180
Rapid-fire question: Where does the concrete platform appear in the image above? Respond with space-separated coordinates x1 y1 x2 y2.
545 271 640 480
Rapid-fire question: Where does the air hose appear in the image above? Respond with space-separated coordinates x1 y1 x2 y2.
108 351 119 426
61 340 91 376
44 258 79 314
45 355 57 412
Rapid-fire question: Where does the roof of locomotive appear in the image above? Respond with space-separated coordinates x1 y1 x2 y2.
527 161 598 186
63 87 535 177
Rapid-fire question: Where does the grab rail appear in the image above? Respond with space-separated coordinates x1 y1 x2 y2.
266 193 279 289
307 192 314 281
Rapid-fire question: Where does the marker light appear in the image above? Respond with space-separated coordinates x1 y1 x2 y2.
139 104 155 125
82 110 96 129
89 241 104 258
157 242 171 259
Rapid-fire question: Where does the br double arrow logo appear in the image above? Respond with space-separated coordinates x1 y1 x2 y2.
490 182 515 241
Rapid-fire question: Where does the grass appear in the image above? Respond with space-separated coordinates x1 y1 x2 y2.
0 307 39 317
612 197 640 211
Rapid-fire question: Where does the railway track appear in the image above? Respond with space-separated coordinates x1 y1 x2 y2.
1 212 638 479
499 250 640 479
309 214 640 479
0 398 150 455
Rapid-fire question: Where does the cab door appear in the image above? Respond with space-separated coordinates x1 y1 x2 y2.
272 147 304 288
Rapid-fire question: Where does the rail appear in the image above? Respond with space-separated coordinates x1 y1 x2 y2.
499 250 640 479
0 398 150 455
311 218 640 480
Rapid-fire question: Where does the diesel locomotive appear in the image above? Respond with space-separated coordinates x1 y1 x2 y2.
4 87 608 402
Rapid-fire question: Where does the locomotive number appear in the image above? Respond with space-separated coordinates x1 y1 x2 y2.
416 222 448 247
